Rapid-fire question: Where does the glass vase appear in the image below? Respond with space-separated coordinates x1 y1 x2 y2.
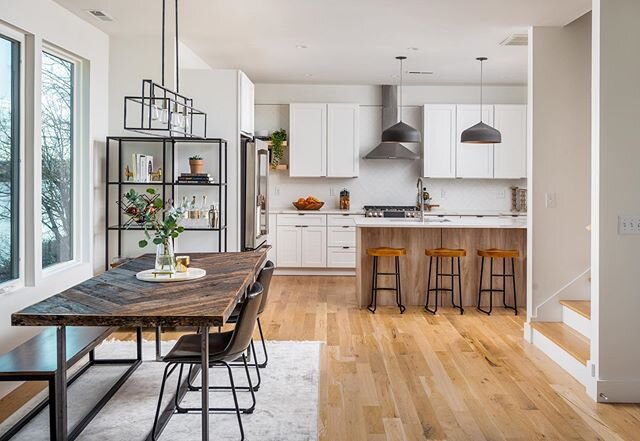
155 240 176 274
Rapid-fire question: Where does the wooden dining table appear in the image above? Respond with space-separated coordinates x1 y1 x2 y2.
11 250 268 441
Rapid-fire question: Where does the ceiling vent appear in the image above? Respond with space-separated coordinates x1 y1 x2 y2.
500 34 528 46
86 10 114 22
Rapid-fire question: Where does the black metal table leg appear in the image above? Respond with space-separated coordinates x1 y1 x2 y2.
200 328 210 441
55 325 68 441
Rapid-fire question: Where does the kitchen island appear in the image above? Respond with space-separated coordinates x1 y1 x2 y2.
355 216 527 309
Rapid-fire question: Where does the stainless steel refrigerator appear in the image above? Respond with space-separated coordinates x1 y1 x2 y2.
240 137 269 250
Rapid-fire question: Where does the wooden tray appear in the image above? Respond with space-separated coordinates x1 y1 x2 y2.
292 201 324 210
136 267 206 283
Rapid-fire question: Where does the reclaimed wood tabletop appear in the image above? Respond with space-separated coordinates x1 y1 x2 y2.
12 250 268 328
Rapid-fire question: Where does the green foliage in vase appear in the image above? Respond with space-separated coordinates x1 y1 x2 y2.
270 129 287 167
121 188 188 248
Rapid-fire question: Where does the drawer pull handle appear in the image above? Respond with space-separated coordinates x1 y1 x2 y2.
342 226 350 229
342 246 350 249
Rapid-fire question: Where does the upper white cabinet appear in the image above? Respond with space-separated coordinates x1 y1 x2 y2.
493 105 527 179
423 105 457 178
327 104 360 177
289 103 327 177
239 71 254 137
289 103 359 178
456 105 495 178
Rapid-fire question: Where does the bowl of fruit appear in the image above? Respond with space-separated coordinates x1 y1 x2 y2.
293 196 325 211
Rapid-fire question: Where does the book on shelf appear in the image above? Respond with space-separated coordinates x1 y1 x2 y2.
131 153 154 182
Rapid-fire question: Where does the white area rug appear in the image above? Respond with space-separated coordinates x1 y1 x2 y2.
1 339 321 441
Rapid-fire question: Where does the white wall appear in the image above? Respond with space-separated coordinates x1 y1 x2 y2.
527 15 591 323
255 83 527 211
0 0 109 396
592 0 640 402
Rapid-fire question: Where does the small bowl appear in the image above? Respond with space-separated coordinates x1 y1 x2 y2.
292 201 325 211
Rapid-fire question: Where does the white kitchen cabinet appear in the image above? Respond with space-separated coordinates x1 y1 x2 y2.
239 71 254 137
456 105 495 178
289 103 327 177
493 105 527 179
301 226 327 267
328 226 356 247
276 226 302 267
423 105 457 178
289 103 359 178
327 247 356 268
327 104 360 177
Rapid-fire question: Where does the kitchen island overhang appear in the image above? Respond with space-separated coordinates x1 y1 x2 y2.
355 217 527 309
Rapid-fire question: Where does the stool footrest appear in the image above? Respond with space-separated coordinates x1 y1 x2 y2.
375 272 399 276
428 288 454 292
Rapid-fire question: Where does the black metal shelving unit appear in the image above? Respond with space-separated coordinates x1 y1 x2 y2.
105 136 228 271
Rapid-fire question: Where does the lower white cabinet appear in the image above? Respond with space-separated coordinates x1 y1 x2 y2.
275 213 361 269
301 226 327 267
276 226 302 267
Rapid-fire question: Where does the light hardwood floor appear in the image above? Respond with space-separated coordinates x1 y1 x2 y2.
2 275 640 440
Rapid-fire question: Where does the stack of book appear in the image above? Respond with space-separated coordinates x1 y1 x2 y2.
177 173 216 184
131 154 154 182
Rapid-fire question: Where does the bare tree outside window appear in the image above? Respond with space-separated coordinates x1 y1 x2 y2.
0 36 19 283
41 51 73 268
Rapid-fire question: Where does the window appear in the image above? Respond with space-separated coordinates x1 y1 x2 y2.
0 35 19 283
41 51 74 268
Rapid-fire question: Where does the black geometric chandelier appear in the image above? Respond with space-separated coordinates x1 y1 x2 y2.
123 0 207 138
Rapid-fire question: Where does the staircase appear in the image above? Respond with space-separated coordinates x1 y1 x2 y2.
531 299 591 385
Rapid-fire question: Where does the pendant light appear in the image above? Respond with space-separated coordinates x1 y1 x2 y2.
461 57 502 144
381 56 422 144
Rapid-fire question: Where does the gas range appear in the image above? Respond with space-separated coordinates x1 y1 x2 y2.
364 205 420 218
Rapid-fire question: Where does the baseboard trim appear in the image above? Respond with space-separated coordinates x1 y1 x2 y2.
594 379 640 403
274 268 355 276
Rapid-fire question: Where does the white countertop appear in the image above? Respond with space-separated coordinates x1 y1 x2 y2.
354 216 527 229
270 208 365 215
425 209 527 217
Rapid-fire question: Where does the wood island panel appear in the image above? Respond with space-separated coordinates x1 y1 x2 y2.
357 227 526 309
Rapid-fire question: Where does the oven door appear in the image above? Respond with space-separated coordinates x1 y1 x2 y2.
244 140 269 250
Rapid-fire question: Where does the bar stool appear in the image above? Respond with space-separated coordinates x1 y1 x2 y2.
366 247 406 314
424 248 465 315
477 249 519 315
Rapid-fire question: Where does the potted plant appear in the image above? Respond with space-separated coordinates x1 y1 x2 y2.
189 155 204 174
120 188 188 273
270 129 287 168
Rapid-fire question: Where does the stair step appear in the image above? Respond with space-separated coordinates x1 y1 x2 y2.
559 300 591 319
531 322 590 365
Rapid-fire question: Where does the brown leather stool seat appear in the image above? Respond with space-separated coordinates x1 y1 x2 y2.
425 248 466 258
477 248 519 259
366 247 406 314
367 247 407 257
477 248 519 315
424 248 465 315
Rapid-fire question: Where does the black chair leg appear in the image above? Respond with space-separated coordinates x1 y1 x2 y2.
256 317 269 368
395 256 406 314
241 354 256 414
512 258 518 315
367 256 378 313
425 256 435 314
152 363 177 441
224 361 245 441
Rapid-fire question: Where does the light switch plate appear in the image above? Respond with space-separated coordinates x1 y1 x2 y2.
545 192 557 208
618 216 640 235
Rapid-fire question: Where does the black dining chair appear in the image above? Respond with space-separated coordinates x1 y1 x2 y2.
151 281 263 441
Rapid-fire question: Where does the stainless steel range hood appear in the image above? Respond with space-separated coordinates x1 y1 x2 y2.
364 85 419 160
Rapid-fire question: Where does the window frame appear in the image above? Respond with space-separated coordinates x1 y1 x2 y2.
0 24 25 293
40 44 83 274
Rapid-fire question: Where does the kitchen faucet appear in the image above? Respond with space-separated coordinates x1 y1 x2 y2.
416 177 424 219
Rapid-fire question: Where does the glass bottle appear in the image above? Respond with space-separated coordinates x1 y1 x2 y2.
200 195 208 226
189 195 198 220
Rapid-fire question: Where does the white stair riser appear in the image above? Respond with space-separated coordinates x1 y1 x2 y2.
561 306 591 339
531 328 590 386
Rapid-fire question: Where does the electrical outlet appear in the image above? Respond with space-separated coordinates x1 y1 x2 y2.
329 188 335 197
274 186 281 196
618 216 640 235
545 192 556 208
440 189 447 199
496 190 505 199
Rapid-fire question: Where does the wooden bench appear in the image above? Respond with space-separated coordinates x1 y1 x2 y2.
0 326 141 441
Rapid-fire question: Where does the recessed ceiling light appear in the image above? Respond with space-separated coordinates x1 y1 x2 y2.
407 47 419 51
296 44 308 49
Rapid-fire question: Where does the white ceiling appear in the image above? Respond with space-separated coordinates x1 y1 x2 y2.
55 0 590 85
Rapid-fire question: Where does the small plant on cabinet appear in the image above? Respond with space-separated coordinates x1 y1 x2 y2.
270 129 287 168
189 155 204 174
